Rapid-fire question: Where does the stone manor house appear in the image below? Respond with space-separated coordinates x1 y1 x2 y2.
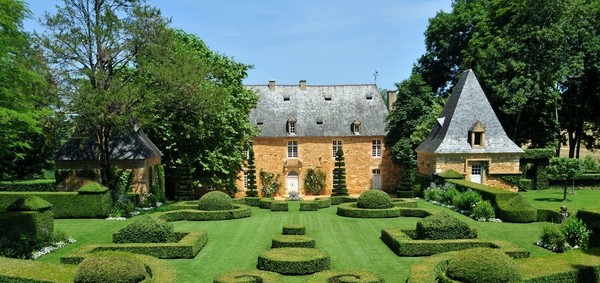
237 80 400 196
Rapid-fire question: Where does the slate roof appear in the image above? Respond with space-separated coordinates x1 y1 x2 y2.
247 83 388 137
55 128 163 162
416 69 523 154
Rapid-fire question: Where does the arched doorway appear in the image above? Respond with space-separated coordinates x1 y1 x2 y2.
286 171 299 195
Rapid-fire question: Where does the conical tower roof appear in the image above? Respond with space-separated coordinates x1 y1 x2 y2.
416 69 522 154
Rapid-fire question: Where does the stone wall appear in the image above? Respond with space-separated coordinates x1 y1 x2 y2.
237 136 400 196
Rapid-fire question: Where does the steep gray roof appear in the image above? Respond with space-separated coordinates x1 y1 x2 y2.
55 128 163 161
247 83 388 137
416 70 523 154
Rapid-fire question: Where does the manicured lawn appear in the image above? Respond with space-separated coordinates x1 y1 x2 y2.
36 199 571 282
521 188 600 212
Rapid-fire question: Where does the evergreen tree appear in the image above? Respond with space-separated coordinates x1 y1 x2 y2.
332 148 348 196
245 147 258 197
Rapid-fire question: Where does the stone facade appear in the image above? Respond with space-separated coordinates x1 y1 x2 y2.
237 136 399 196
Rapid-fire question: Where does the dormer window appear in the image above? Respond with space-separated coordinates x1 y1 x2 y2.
366 92 373 100
351 119 361 135
287 116 297 135
324 94 332 101
469 120 485 147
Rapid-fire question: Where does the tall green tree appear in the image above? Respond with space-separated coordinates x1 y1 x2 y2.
332 148 348 196
39 0 168 186
136 29 258 196
547 157 584 201
0 0 61 180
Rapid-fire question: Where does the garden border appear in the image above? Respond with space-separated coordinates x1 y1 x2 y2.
156 204 251 221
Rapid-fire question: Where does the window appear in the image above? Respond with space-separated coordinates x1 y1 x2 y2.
332 141 342 158
473 132 483 146
287 141 298 158
243 171 248 190
243 149 250 160
287 116 297 135
351 119 361 135
372 140 382 157
469 120 485 147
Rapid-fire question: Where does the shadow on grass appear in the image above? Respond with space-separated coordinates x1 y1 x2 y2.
533 198 570 203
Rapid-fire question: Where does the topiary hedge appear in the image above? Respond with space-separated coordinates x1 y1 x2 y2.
271 235 316 248
74 251 147 283
271 201 288 211
243 197 260 207
213 270 283 283
314 198 331 208
356 190 393 209
416 213 477 240
300 201 318 211
156 205 252 222
198 191 234 211
77 182 109 194
259 198 275 209
0 191 111 218
337 203 404 218
257 247 330 275
113 215 176 244
576 209 600 248
391 198 418 208
446 248 522 283
305 270 384 283
537 208 562 223
330 196 356 205
0 179 56 192
61 231 207 263
282 224 306 235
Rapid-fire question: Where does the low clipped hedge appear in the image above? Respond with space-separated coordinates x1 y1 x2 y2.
330 196 357 205
314 198 331 208
537 208 562 223
0 206 54 258
337 203 405 218
305 270 384 283
156 204 251 221
356 190 393 209
271 201 288 211
392 198 418 208
0 191 111 218
518 248 600 283
198 191 234 211
300 201 319 211
0 179 56 192
283 224 306 235
243 197 260 207
257 247 331 275
416 212 477 240
446 248 522 283
61 231 207 263
73 251 146 283
259 198 275 209
213 270 283 283
113 215 176 244
381 228 530 257
272 235 316 248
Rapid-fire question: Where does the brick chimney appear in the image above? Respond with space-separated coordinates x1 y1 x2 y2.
269 80 276 91
387 90 398 111
299 80 306 90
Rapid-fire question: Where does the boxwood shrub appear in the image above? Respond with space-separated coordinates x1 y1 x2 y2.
0 179 56 192
330 196 356 205
415 213 477 240
337 203 404 218
77 182 109 194
300 201 318 211
259 198 275 209
446 248 521 283
73 251 146 283
113 215 176 244
271 235 316 248
243 197 260 207
537 208 562 223
282 224 306 235
305 270 384 283
356 190 393 209
495 194 538 223
314 198 331 208
0 191 111 218
271 201 288 211
391 198 418 208
198 191 234 211
0 198 54 258
257 247 330 275
156 205 252 222
213 270 283 283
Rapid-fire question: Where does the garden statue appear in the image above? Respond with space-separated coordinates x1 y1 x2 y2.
560 206 569 223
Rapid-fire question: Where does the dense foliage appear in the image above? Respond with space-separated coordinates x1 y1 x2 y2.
547 157 584 200
259 170 281 197
303 168 326 195
446 248 521 283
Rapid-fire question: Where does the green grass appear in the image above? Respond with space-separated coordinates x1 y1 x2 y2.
29 200 579 282
521 188 600 212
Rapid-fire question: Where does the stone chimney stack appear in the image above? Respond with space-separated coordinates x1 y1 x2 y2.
299 79 306 90
387 90 398 111
268 80 276 91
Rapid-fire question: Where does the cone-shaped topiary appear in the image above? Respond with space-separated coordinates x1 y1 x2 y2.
113 215 176 243
332 148 348 196
7 196 52 211
246 147 258 197
357 190 393 209
446 248 521 283
198 191 234 211
73 251 146 283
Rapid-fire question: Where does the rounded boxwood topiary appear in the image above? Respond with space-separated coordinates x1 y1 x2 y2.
416 212 477 240
198 191 234 211
356 190 393 209
77 182 109 194
305 270 384 283
213 270 283 283
257 247 330 275
73 251 147 283
446 248 521 283
113 215 176 244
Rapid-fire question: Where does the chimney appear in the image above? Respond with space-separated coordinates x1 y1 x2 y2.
299 79 306 90
387 90 398 111
268 80 276 91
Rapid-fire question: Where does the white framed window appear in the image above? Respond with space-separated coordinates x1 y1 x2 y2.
287 117 297 135
332 140 342 158
372 140 382 157
287 141 298 158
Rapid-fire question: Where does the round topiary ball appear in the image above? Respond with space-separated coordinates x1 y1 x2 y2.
198 191 234 211
356 190 393 209
113 215 175 244
446 248 521 283
73 251 146 283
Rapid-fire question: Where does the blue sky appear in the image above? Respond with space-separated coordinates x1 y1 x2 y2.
23 0 451 90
